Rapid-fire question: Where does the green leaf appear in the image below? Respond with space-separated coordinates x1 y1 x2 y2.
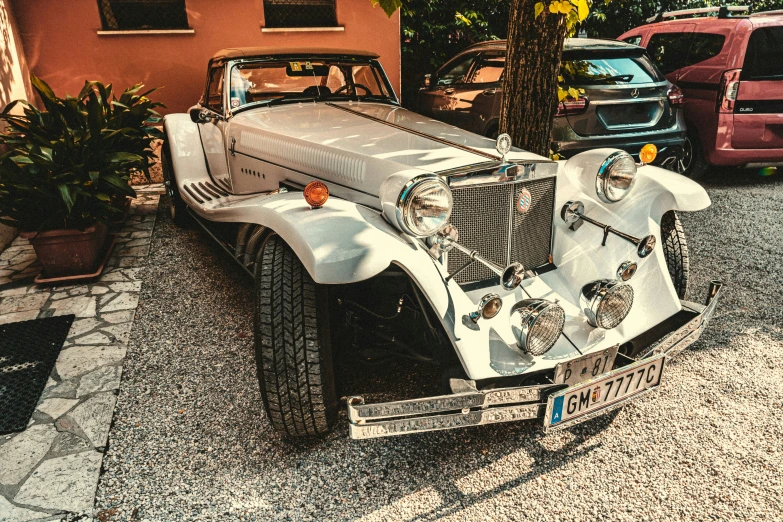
102 173 136 196
372 0 403 17
57 184 76 212
106 152 144 165
30 75 57 104
535 2 545 18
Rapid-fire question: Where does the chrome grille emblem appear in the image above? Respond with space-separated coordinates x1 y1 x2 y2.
631 88 640 98
516 188 532 213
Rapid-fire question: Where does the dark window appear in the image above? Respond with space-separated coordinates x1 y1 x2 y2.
646 32 725 75
623 35 642 46
263 0 337 28
687 34 725 66
647 33 693 75
97 0 189 30
560 55 662 85
437 53 477 86
468 52 505 84
205 66 224 114
742 27 783 80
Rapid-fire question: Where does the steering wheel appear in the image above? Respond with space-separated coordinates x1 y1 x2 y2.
302 85 332 97
333 84 372 96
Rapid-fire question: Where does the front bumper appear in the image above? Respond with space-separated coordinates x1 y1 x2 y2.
346 281 723 439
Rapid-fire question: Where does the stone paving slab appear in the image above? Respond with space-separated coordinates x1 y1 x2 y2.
0 187 163 521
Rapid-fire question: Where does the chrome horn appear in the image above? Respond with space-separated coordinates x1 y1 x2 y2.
430 225 525 290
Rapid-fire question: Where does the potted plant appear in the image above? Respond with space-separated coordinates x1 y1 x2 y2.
0 75 163 279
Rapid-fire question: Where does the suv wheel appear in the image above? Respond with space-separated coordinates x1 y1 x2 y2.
679 132 709 180
660 210 689 299
254 235 338 438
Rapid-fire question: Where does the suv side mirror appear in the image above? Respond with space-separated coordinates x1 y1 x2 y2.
424 74 432 89
189 105 214 124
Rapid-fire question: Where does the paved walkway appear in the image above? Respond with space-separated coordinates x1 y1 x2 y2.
0 185 163 522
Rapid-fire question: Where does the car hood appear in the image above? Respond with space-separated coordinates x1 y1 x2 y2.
228 101 547 194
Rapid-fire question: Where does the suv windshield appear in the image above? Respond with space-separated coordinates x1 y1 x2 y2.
229 59 392 110
560 54 663 85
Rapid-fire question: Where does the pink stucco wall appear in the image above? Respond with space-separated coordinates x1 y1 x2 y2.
11 0 401 114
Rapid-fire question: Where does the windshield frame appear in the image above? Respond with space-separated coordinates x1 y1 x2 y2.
218 56 399 117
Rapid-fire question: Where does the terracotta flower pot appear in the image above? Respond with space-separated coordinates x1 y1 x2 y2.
20 223 109 278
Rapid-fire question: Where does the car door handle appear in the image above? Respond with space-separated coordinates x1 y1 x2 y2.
444 88 455 95
482 88 499 96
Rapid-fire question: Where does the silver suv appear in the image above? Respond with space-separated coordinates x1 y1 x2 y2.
417 38 687 169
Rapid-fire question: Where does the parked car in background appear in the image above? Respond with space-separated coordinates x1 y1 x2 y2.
416 39 687 171
162 47 722 441
619 7 783 178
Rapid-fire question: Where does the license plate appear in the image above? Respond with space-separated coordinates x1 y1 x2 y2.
545 355 666 430
553 345 618 386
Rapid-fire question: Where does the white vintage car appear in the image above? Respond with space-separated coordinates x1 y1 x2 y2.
162 47 722 440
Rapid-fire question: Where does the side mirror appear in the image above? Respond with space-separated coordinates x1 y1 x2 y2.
189 105 214 124
424 74 432 89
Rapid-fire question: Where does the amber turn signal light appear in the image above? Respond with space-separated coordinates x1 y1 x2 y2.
639 144 657 164
304 181 329 208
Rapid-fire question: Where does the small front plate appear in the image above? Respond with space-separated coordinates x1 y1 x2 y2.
553 345 619 386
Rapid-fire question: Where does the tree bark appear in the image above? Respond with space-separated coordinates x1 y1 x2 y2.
500 1 567 157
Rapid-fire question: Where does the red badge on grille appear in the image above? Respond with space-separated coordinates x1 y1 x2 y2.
516 188 532 214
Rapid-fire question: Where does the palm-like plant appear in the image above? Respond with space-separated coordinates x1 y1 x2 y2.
0 75 163 232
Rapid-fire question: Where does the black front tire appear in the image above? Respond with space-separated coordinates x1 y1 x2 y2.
660 210 689 299
161 138 190 227
254 235 338 438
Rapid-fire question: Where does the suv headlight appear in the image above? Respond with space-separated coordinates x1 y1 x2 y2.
596 151 637 203
396 176 452 237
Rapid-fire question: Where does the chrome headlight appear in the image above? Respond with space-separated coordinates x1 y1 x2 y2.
580 279 634 329
596 151 637 203
396 176 452 237
511 299 565 356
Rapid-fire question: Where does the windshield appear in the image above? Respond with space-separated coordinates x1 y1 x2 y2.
229 59 393 109
560 55 663 85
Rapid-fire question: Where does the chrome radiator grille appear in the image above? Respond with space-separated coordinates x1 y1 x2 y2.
447 177 556 284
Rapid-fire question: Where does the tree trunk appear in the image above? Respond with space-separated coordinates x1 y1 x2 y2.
500 1 567 157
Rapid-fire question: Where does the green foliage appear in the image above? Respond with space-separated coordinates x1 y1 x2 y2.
398 0 510 106
0 75 164 232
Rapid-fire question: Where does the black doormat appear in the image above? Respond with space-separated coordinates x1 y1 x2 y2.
0 314 75 434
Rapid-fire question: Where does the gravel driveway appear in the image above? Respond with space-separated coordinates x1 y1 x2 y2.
94 170 782 522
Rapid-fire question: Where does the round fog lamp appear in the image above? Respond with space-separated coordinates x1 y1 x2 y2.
617 261 638 281
470 293 503 323
580 279 634 329
640 144 658 164
510 299 565 356
304 181 329 208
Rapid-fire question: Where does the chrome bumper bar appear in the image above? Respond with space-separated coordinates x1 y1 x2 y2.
346 281 723 440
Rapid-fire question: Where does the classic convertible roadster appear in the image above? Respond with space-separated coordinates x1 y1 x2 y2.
162 47 722 439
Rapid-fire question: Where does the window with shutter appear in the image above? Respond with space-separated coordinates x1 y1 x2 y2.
97 0 189 31
263 0 338 28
